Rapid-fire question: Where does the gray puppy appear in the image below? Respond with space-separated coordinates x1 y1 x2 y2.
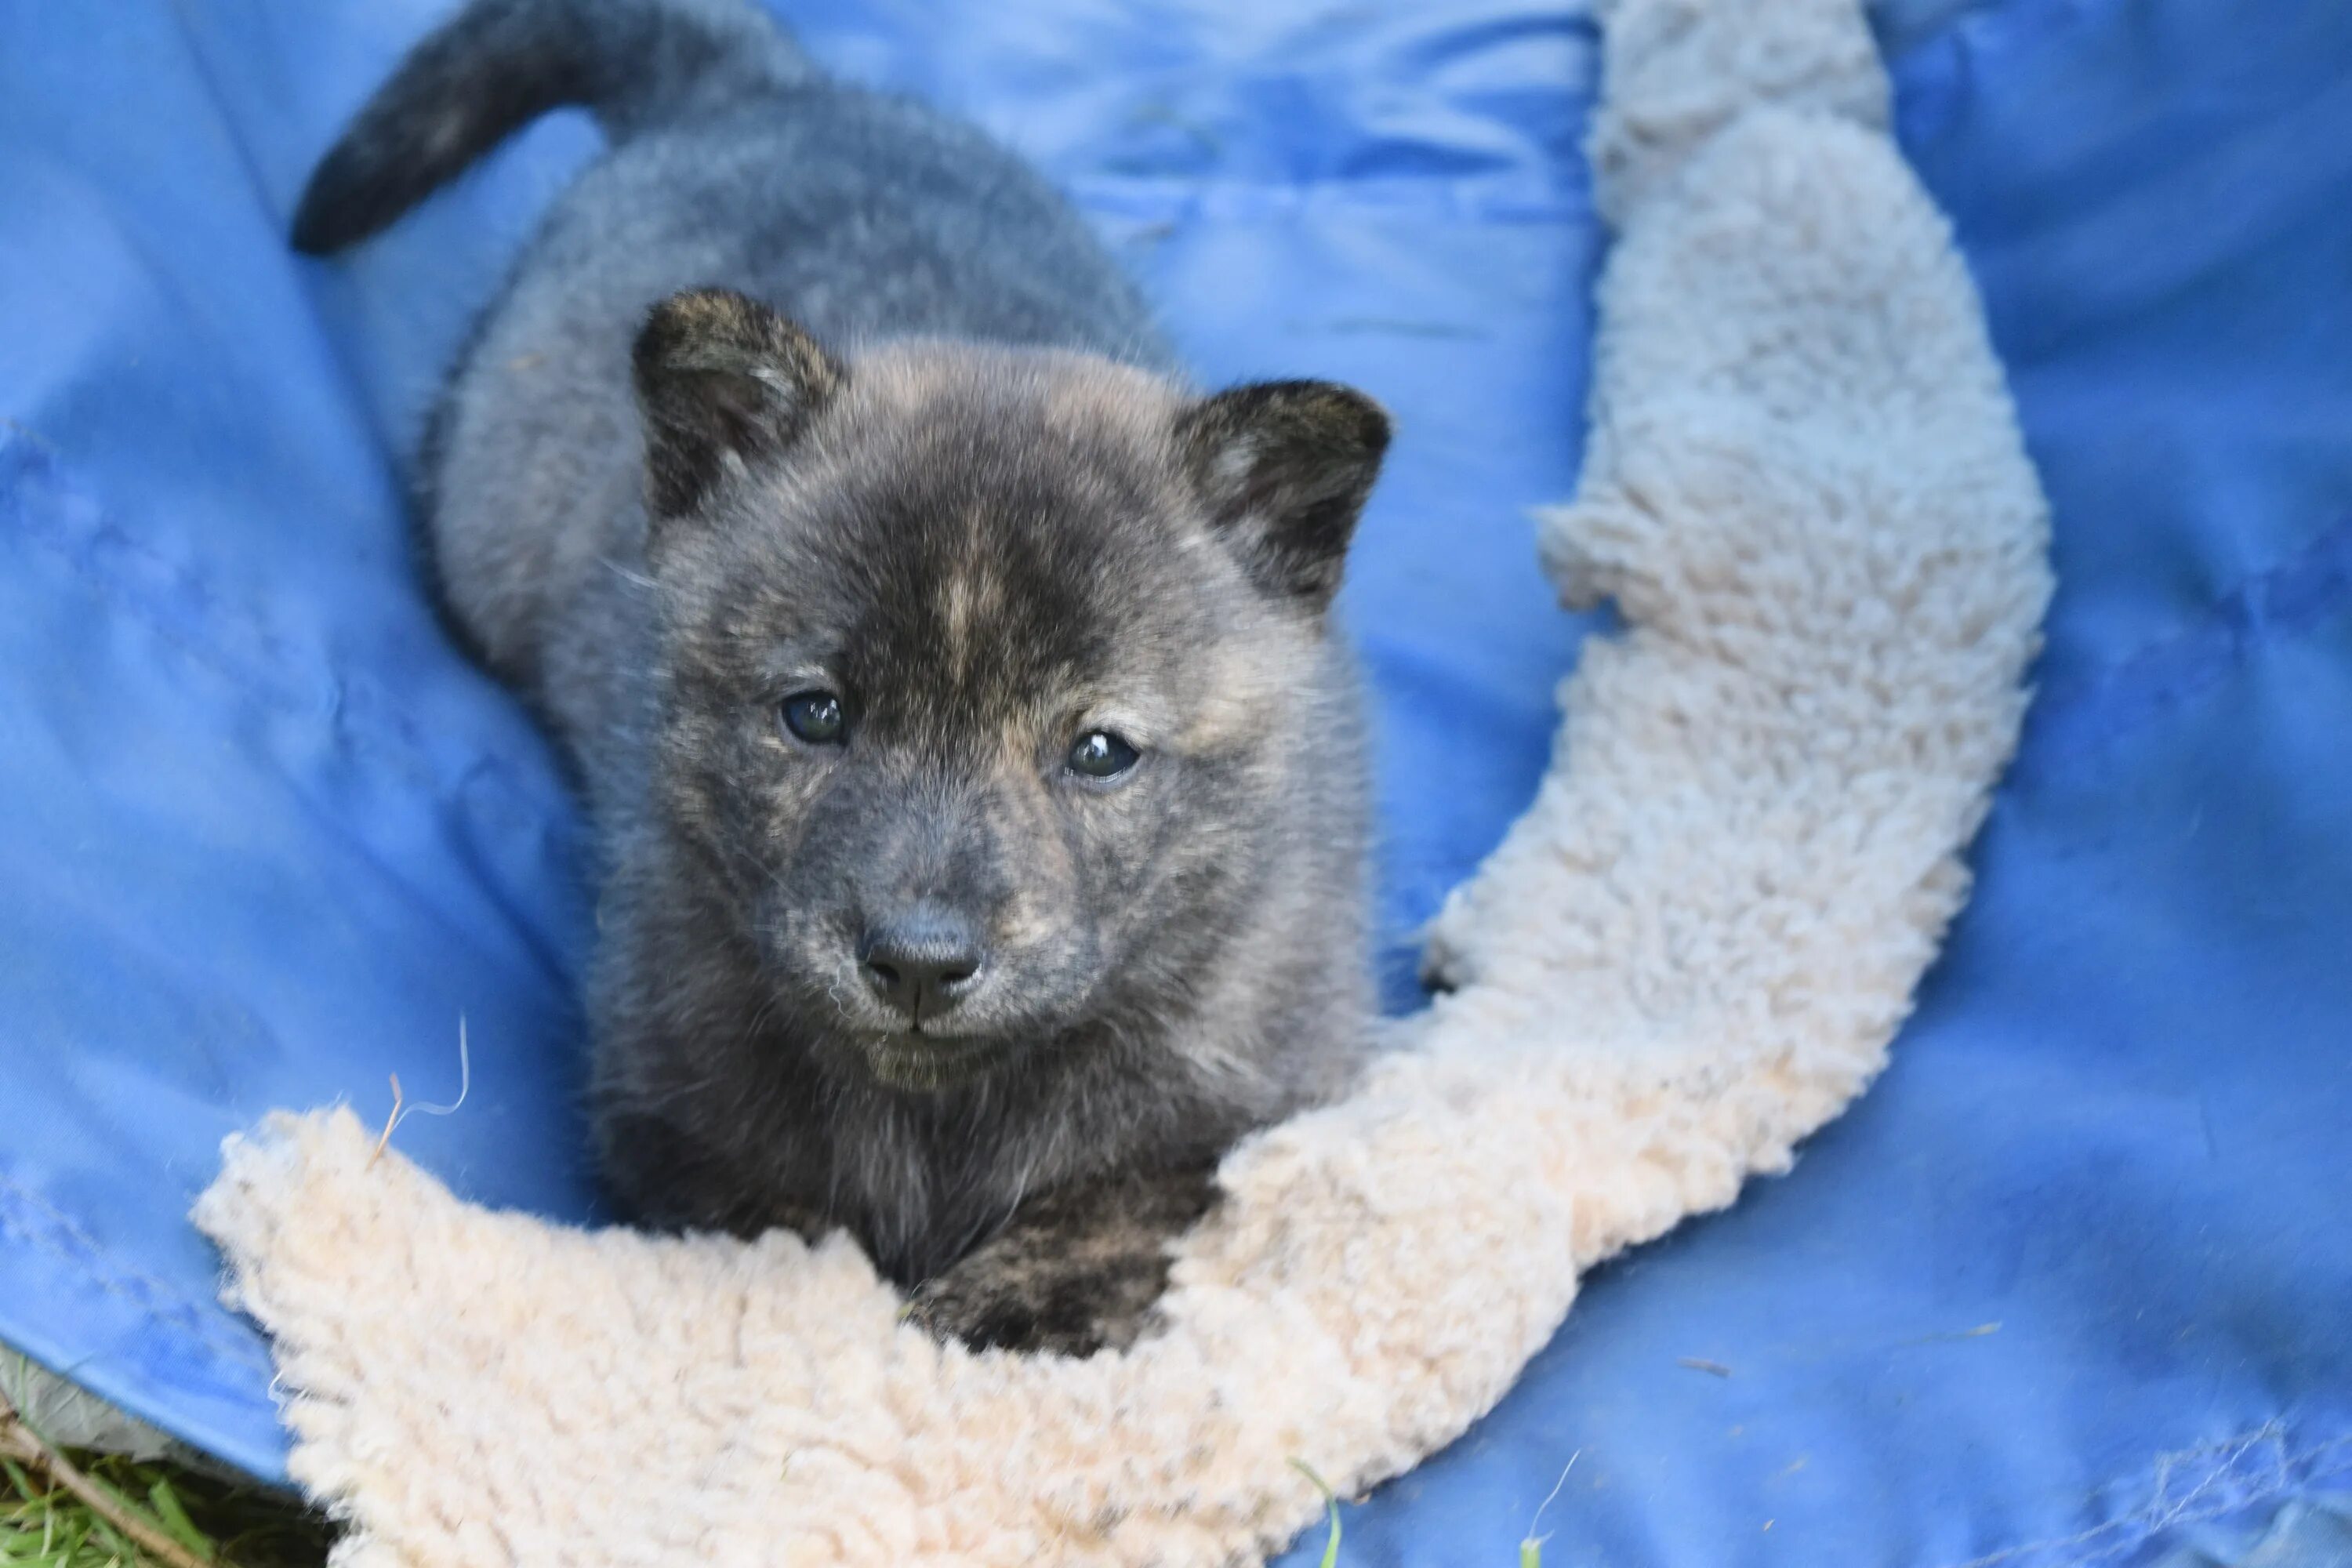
295 0 1385 1353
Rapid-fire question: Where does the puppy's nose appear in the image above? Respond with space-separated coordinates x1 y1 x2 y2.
858 906 984 1025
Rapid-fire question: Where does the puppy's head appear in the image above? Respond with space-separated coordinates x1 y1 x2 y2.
632 289 1387 1091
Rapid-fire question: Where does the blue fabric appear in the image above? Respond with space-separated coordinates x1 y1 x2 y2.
0 2 2344 1563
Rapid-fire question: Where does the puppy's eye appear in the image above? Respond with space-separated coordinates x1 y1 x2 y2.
1066 730 1140 780
779 691 846 745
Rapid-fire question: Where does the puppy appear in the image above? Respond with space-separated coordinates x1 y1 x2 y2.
296 0 1386 1353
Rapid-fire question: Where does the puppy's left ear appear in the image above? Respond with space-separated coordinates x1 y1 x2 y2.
1177 380 1390 611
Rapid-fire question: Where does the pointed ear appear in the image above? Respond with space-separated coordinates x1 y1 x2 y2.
631 288 844 524
1175 379 1390 609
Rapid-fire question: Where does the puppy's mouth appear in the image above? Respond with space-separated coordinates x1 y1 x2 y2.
860 1033 1013 1092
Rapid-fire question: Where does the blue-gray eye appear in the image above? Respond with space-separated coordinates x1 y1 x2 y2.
780 691 845 745
1067 730 1140 779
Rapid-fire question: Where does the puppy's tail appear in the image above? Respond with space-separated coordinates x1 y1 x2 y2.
290 0 809 255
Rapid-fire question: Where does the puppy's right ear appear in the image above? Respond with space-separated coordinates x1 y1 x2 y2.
632 288 843 526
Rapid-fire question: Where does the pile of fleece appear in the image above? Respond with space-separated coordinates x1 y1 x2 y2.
192 0 2051 1561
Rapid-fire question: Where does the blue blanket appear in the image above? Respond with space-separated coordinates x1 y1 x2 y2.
1 2 2346 1562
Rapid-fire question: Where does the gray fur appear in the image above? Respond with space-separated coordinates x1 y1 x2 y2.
299 0 1384 1351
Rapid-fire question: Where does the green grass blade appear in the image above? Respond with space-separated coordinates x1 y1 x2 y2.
145 1474 216 1558
1288 1460 1341 1568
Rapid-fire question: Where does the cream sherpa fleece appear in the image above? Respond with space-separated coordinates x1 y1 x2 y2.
192 0 2053 1561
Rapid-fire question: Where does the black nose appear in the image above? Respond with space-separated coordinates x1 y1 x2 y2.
858 906 984 1025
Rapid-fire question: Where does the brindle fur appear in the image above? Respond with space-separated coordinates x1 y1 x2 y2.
295 0 1385 1352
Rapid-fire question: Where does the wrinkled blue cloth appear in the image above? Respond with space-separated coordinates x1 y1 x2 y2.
0 2 2345 1563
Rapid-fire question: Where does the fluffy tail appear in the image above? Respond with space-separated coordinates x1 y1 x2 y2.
290 0 808 255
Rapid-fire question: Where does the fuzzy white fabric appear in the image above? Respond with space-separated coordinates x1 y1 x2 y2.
192 1 2052 1561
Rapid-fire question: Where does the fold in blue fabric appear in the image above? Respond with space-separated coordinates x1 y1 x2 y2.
0 2 2344 1564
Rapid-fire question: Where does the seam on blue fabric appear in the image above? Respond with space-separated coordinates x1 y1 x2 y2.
2016 510 2352 784
1062 175 1592 227
1926 1425 2352 1568
0 431 570 854
0 1172 274 1377
160 2 285 227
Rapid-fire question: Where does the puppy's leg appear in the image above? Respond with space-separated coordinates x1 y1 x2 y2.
906 1163 1219 1356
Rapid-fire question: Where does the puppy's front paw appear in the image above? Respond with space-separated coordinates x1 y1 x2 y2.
903 1249 1163 1356
903 1165 1216 1355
